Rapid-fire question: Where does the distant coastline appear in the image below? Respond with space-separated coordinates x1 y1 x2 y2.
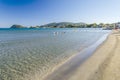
9 22 120 30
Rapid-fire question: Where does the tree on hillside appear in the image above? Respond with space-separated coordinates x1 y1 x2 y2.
92 23 97 28
86 23 97 28
99 23 105 28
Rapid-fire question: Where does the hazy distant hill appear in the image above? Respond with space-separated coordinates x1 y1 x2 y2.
40 22 87 28
10 22 115 29
10 25 27 28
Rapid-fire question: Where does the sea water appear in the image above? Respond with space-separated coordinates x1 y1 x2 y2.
0 28 110 80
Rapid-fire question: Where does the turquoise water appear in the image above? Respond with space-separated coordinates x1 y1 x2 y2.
0 28 110 80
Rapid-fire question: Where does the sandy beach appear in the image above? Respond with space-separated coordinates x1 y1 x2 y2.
69 30 120 80
43 30 120 80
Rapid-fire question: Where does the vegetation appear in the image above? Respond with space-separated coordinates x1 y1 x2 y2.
10 22 117 30
10 24 27 28
29 26 40 29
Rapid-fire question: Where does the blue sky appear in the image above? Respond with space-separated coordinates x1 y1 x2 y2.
0 0 120 27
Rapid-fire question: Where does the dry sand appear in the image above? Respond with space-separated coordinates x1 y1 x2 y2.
69 30 120 80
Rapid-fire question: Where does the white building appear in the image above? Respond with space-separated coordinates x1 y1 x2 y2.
115 23 120 29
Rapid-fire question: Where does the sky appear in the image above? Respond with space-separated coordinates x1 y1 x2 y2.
0 0 120 27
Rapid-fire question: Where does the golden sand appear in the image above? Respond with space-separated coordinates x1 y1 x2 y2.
68 30 120 80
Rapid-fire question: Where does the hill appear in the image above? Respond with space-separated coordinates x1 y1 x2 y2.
10 25 27 28
40 22 87 28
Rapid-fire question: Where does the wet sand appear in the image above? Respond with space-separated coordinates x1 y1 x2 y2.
68 30 119 80
89 30 120 80
43 33 110 80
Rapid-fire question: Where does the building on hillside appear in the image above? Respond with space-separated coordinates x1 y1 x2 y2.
115 23 120 29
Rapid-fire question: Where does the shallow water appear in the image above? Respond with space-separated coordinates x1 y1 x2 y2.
0 28 110 80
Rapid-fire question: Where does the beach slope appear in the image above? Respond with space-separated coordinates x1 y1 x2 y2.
69 30 120 80
43 31 114 80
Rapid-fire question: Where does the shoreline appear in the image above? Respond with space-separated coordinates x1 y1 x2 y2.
89 30 120 80
43 32 110 80
68 30 118 80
